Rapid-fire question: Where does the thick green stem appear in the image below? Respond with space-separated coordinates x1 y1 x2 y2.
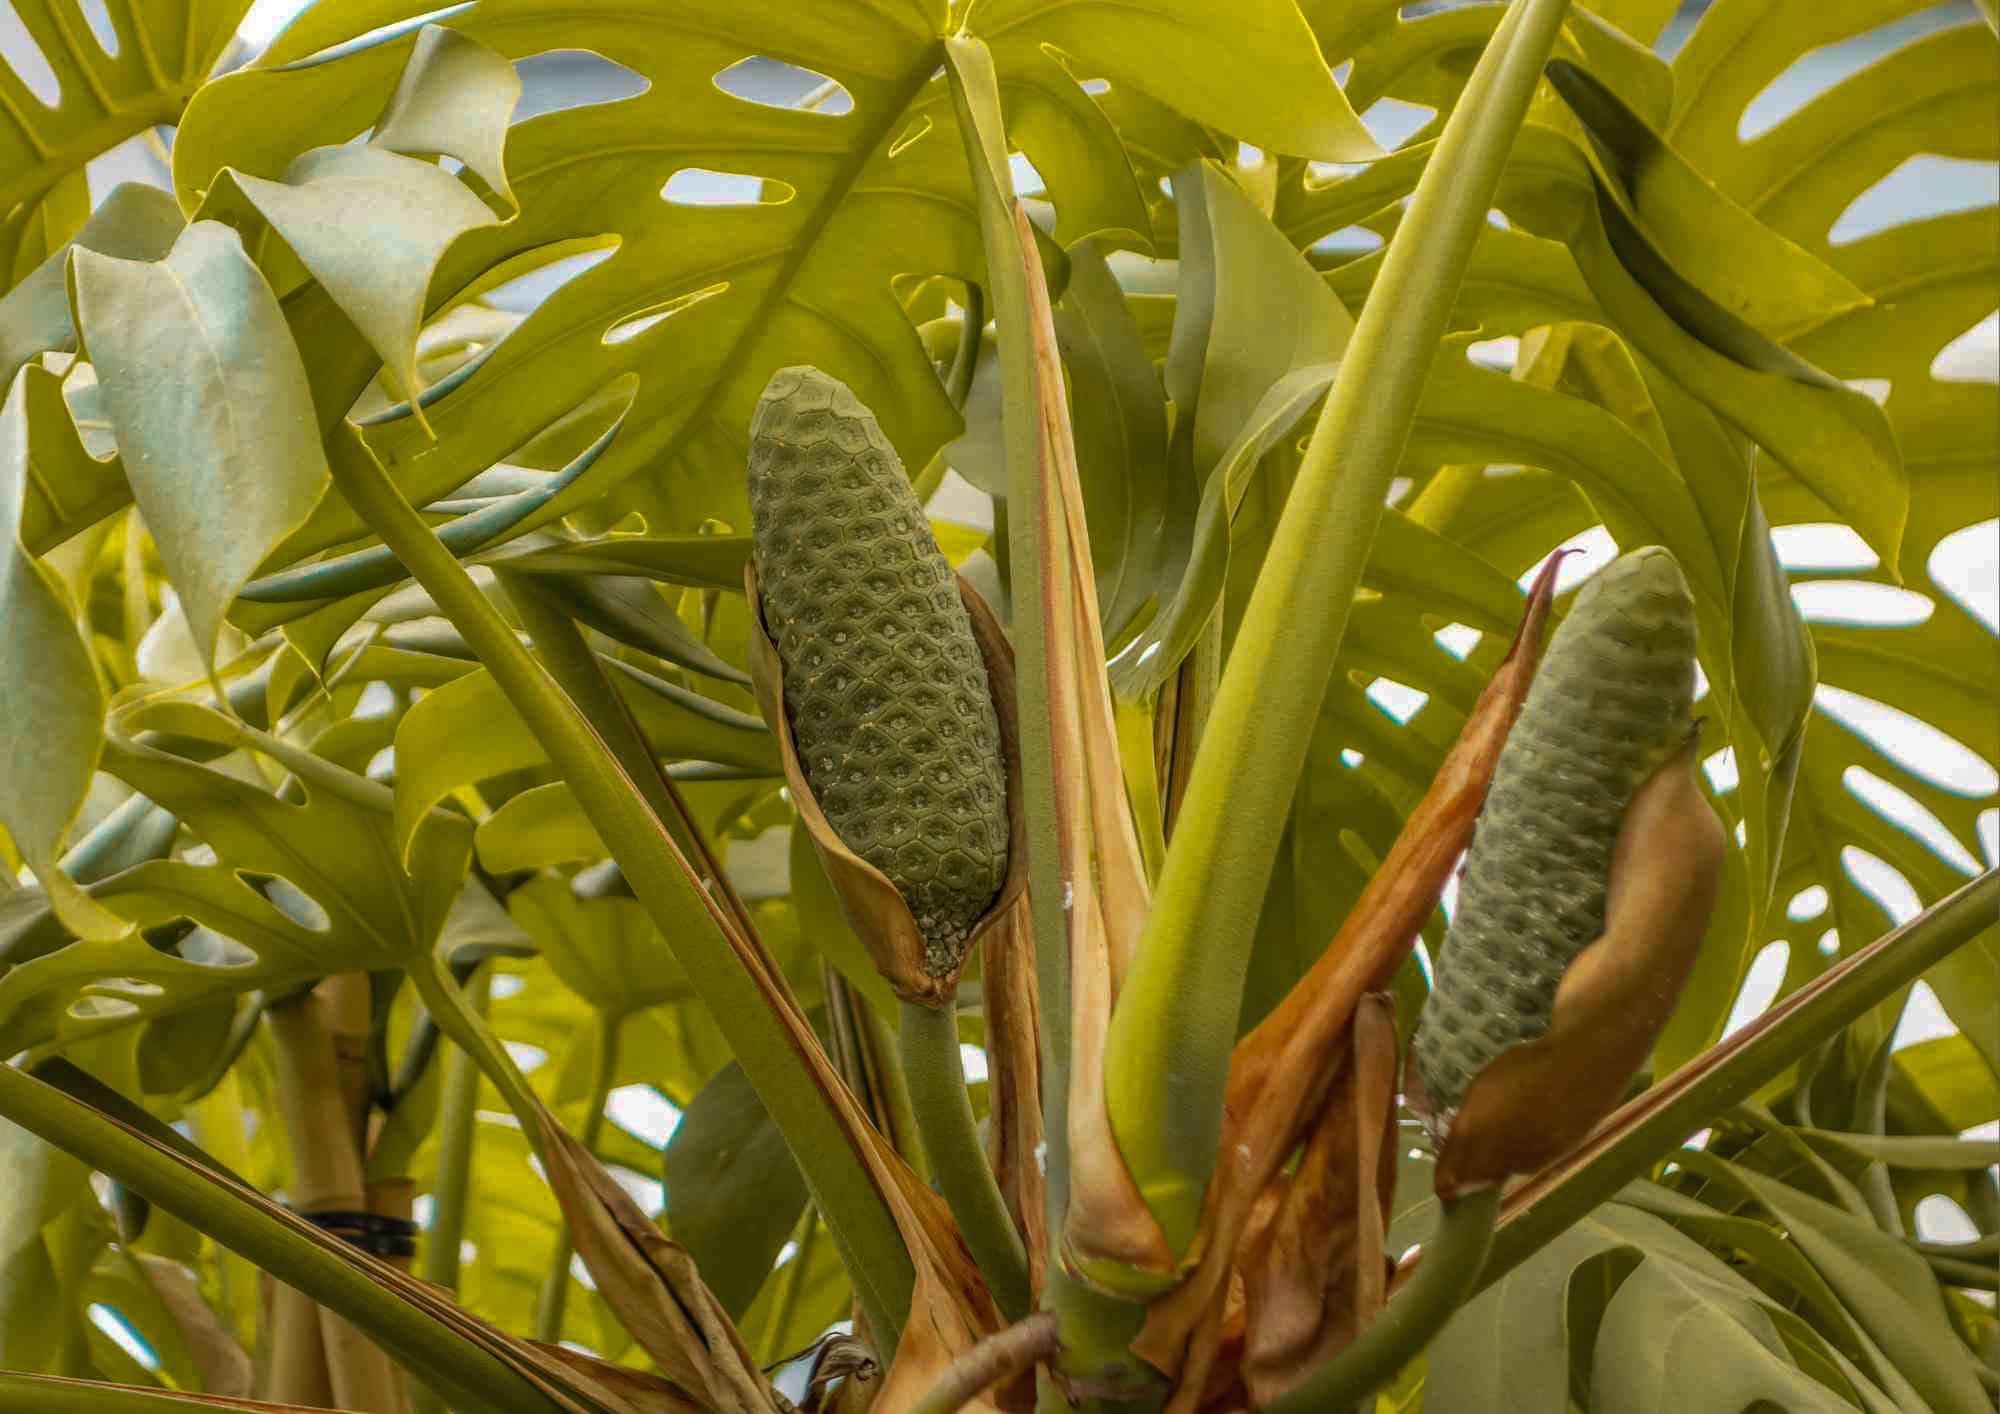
535 1014 621 1341
900 999 1032 1321
0 1060 555 1414
1102 0 1575 1254
322 426 914 1341
501 574 761 944
1265 1188 1502 1413
1485 868 2000 1292
942 37 1180 1396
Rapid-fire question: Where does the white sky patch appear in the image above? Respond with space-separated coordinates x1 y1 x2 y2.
1520 526 1619 593
1786 885 1829 921
1366 678 1429 723
608 1084 682 1148
1816 686 1999 796
960 1044 989 1084
89 1305 158 1369
1433 623 1483 660
1721 941 1787 1040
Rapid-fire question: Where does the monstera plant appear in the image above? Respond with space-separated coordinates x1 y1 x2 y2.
0 0 1994 1410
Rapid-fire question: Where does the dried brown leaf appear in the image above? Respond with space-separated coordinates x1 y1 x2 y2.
532 1106 776 1412
980 898 1048 1298
137 1254 256 1399
1239 994 1399 1407
1134 556 1563 1388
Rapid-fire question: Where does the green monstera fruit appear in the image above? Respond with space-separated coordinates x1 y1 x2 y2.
747 365 1009 977
1413 546 1699 1123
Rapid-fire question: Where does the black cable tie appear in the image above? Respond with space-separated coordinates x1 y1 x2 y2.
292 1208 420 1259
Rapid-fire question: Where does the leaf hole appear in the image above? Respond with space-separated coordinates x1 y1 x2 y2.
1310 225 1383 257
1364 677 1429 724
1079 76 1109 95
0 3 62 105
1009 151 1045 197
607 1084 681 1146
1842 766 1985 874
1433 623 1483 660
514 51 648 119
75 0 117 56
1931 310 1997 384
1358 97 1434 150
712 56 853 115
180 929 257 969
1771 522 1878 572
88 1305 157 1368
888 113 933 158
1789 580 1933 626
1829 155 1999 246
1816 685 1998 796
1465 335 1517 370
1737 1 1969 142
602 282 730 345
1815 928 1839 957
661 167 794 206
1915 1193 1979 1243
1785 884 1828 920
261 875 334 932
1720 940 1787 1039
1892 979 1953 1050
1929 518 1998 632
1840 844 1921 924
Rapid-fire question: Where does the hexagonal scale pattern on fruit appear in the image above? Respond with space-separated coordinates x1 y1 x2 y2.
748 366 1008 975
1413 549 1698 1123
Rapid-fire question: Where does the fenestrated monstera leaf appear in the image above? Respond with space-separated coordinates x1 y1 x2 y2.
0 1 251 276
157 0 1375 573
0 700 474 1056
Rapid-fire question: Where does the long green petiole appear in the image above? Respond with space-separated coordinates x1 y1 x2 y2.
899 999 1032 1321
1102 0 1577 1255
322 423 914 1343
1484 867 2000 1290
1266 1187 1502 1413
0 1060 559 1414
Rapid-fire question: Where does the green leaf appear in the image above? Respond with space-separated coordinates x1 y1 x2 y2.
0 1115 86 1371
1 184 184 396
1053 239 1170 643
505 874 696 1018
203 144 508 427
1589 1258 1859 1413
371 24 523 208
70 221 330 675
1694 1156 1995 1414
661 1050 812 1321
1542 59 1871 345
0 1 250 234
391 664 775 863
0 702 474 1054
0 368 126 941
481 533 752 593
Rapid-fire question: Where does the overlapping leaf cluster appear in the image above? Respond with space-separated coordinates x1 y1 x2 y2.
0 0 1991 1406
